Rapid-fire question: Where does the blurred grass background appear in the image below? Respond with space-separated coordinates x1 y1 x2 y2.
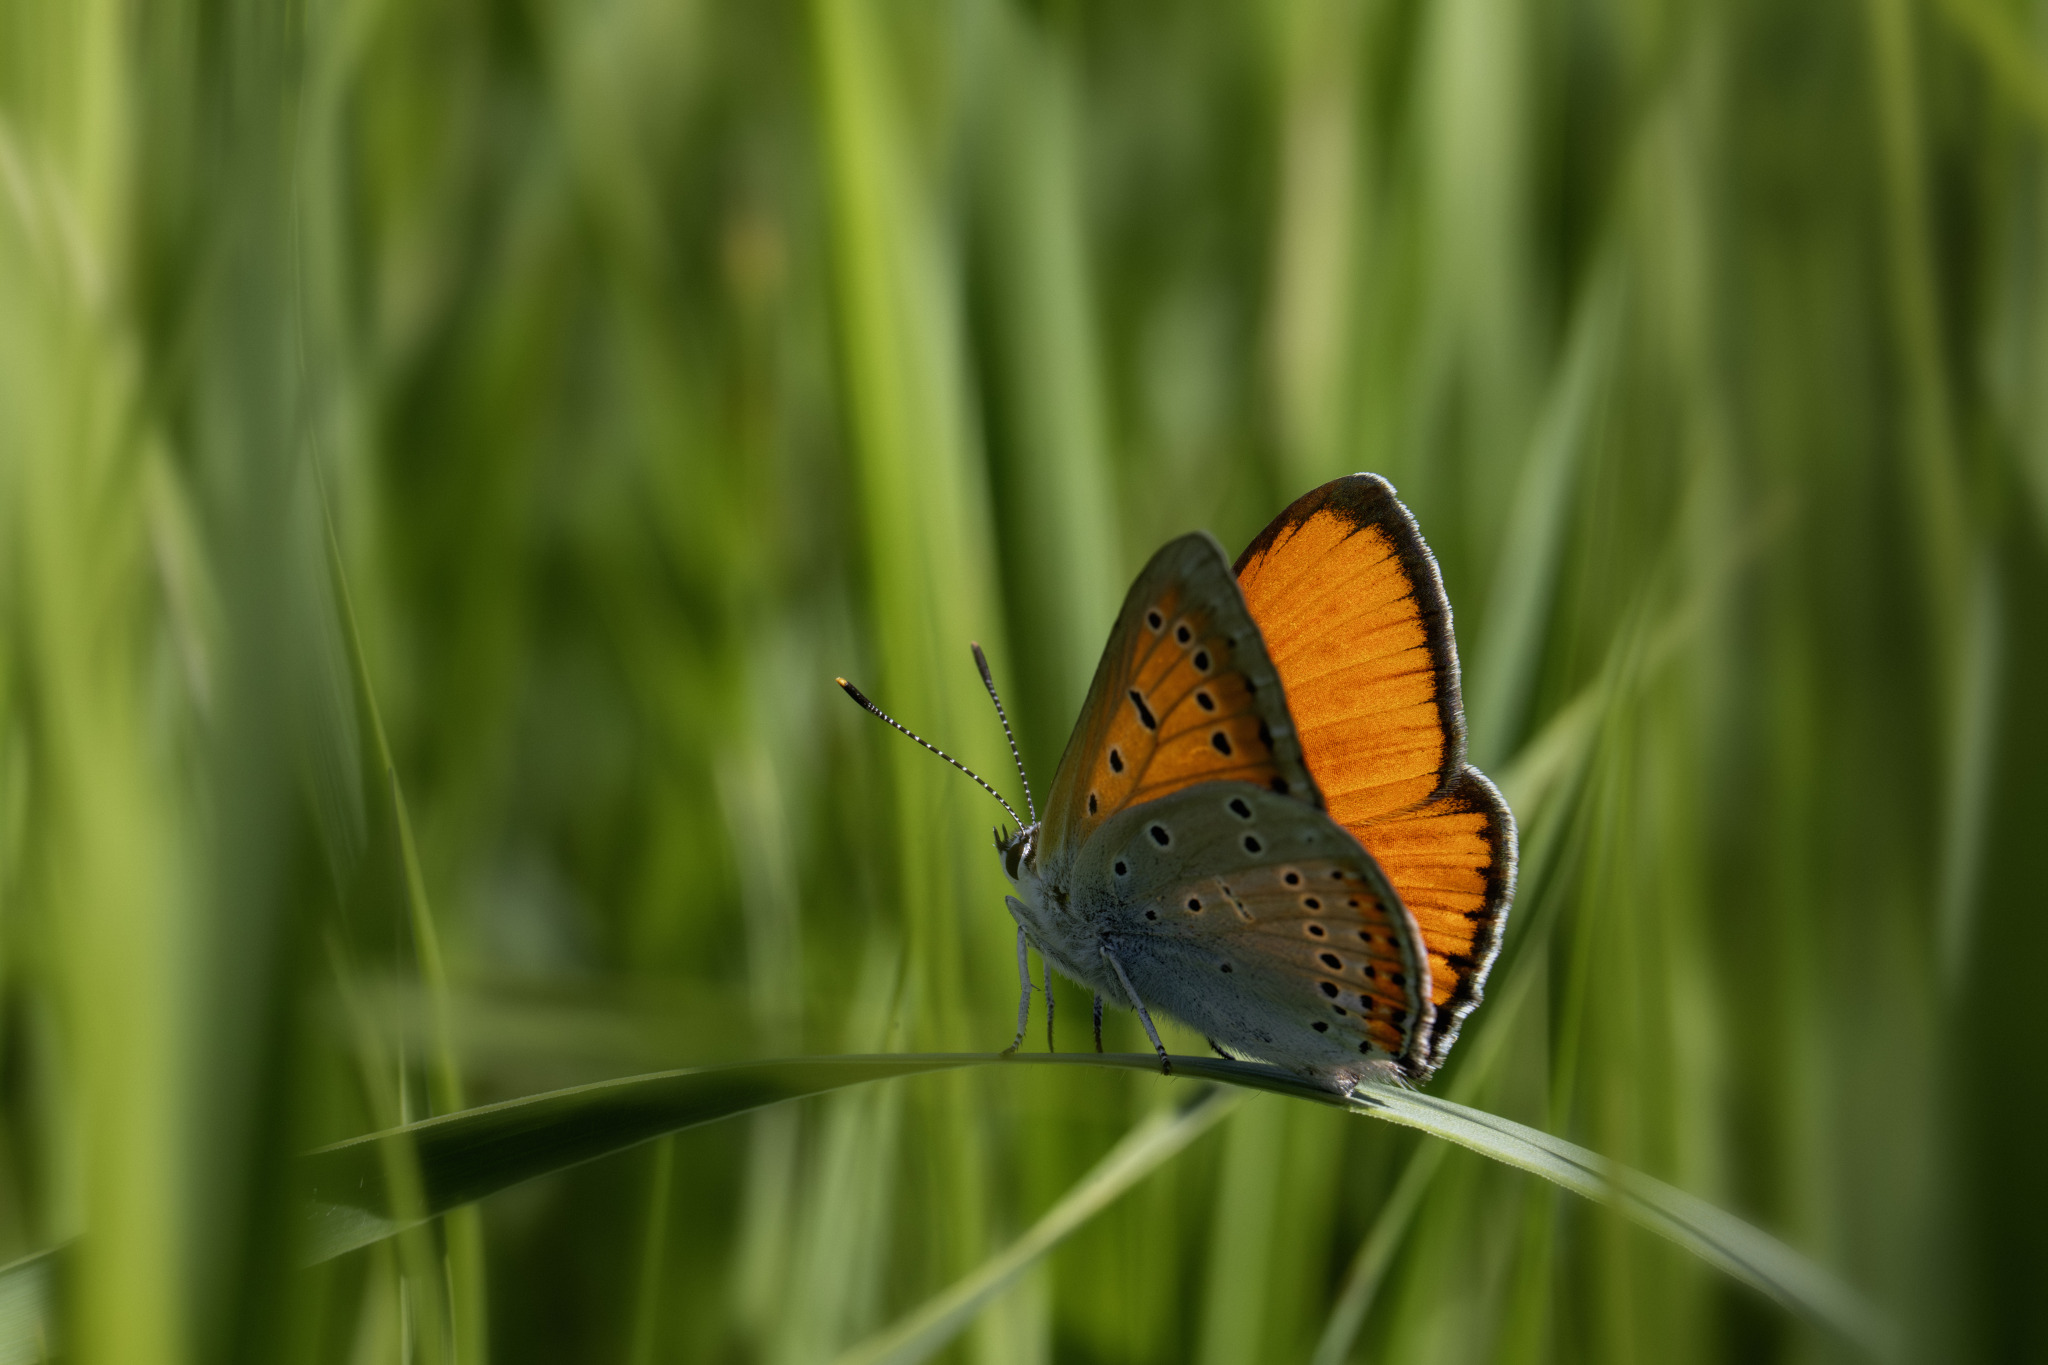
1 0 2045 1360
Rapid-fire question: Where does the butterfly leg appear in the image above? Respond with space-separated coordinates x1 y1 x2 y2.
1002 926 1033 1055
1099 942 1172 1075
1092 994 1103 1053
1045 965 1056 1052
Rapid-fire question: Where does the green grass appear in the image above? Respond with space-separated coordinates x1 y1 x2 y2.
3 0 2047 1361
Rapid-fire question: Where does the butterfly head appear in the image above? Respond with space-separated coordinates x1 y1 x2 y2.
993 823 1040 885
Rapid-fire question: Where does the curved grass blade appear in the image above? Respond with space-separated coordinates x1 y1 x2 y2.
1341 1080 1897 1360
831 1088 1239 1365
302 1055 990 1263
295 1050 1887 1355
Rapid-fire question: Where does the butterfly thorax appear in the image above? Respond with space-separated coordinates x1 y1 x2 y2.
995 825 1122 999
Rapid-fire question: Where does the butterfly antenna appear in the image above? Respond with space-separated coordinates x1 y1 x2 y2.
970 642 1036 824
836 677 1024 827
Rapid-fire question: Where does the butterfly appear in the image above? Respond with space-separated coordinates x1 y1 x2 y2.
841 474 1516 1091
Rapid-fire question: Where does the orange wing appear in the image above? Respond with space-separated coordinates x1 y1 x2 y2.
1234 474 1516 1068
1040 533 1321 860
1353 769 1513 1064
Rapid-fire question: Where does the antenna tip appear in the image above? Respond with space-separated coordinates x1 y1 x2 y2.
836 677 875 710
834 676 848 687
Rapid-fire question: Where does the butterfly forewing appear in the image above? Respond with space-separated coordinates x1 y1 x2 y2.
1073 783 1434 1079
1234 473 1463 821
1040 533 1319 859
1233 474 1517 1076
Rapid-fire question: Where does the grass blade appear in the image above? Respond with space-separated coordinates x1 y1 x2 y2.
321 491 483 1362
288 1051 1884 1355
1344 1083 1894 1359
301 1056 989 1263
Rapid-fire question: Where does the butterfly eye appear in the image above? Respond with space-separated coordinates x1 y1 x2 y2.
1004 843 1023 879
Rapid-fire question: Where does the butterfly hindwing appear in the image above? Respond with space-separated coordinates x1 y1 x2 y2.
1071 782 1434 1080
1040 533 1319 860
1360 767 1514 1068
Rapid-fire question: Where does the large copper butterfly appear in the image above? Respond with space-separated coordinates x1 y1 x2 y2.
841 474 1516 1091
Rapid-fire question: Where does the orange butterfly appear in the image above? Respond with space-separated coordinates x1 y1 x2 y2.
842 474 1515 1090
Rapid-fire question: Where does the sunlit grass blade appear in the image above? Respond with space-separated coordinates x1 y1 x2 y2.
810 6 1015 1344
832 1088 1239 1365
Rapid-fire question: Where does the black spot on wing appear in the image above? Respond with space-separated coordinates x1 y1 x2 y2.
1128 690 1158 730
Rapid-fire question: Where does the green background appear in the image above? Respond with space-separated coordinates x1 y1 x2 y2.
1 0 2044 1360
